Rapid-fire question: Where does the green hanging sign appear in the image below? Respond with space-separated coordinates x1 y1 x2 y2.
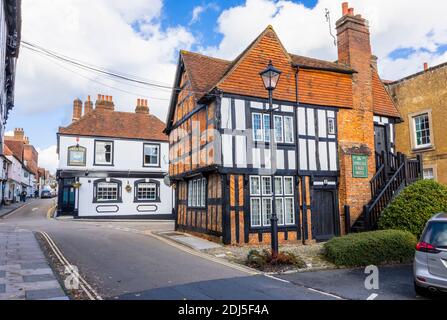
352 155 368 178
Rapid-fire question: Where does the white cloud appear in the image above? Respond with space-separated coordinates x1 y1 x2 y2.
16 0 196 124
201 0 447 80
190 3 220 25
37 145 58 174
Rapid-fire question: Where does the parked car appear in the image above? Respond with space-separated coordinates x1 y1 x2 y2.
41 190 52 199
414 213 447 296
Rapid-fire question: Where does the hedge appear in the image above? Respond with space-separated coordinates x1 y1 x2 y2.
323 230 417 267
378 180 447 237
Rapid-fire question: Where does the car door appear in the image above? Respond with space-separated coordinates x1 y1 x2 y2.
425 222 447 278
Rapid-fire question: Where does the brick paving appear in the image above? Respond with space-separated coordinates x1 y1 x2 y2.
0 225 68 300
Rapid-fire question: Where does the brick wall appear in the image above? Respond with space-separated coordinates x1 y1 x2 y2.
336 9 376 230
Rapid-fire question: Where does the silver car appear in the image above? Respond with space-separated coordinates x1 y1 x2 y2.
414 213 447 296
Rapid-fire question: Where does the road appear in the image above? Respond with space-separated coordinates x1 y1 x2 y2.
0 199 337 300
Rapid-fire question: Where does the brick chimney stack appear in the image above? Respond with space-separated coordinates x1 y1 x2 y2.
95 94 115 111
84 95 94 115
135 98 150 114
424 62 429 71
72 98 83 122
336 2 376 232
13 128 24 141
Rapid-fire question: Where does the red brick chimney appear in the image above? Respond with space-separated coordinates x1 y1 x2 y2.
95 94 115 111
72 98 83 122
336 2 376 232
135 98 150 114
424 62 429 71
84 95 94 115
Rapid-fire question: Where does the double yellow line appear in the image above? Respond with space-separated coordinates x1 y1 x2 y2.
39 231 103 300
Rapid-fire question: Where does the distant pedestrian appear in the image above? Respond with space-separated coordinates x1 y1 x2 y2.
21 191 27 202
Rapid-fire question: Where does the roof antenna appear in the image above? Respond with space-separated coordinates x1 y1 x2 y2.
325 8 337 47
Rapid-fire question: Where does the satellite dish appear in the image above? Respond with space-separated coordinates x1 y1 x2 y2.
163 175 172 187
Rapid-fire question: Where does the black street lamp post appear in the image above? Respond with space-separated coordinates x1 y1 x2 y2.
260 60 282 259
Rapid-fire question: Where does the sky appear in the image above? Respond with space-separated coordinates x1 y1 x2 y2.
8 0 447 173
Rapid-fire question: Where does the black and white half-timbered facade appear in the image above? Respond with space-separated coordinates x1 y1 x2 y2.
57 95 173 219
166 5 418 245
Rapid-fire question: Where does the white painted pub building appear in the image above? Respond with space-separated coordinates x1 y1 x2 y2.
56 95 173 219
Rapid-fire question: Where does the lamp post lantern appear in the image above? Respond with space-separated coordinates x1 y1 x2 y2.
260 60 282 259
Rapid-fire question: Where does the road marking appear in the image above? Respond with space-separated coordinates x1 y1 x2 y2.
367 293 379 300
32 208 38 212
39 231 103 300
308 288 345 300
264 274 291 283
47 205 57 219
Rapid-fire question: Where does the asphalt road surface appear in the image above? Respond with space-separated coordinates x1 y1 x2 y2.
0 199 338 300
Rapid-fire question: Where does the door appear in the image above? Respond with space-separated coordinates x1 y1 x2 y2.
59 179 76 215
312 188 338 241
374 125 388 155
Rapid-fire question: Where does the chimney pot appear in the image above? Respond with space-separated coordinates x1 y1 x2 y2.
348 8 354 15
424 62 429 71
342 2 349 15
97 94 101 101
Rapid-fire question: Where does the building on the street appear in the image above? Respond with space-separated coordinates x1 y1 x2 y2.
56 94 173 219
0 152 11 204
37 167 50 196
0 0 21 206
5 128 39 197
4 142 22 202
386 62 447 185
165 3 422 245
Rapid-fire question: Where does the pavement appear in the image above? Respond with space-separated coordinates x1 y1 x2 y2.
0 200 34 219
0 225 68 300
157 231 222 250
0 198 432 300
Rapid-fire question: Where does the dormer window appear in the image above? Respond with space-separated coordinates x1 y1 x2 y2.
95 140 114 166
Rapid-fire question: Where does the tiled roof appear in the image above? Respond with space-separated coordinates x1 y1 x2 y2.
289 54 354 73
59 109 168 142
181 51 232 100
180 50 354 102
4 144 13 157
5 140 24 162
372 70 401 118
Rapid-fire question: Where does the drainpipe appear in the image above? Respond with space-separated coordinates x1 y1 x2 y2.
294 65 306 245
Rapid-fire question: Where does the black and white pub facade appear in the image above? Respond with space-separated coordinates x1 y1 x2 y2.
57 95 173 219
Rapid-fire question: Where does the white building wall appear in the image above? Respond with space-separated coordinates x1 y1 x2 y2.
77 177 173 217
58 134 172 218
59 136 169 172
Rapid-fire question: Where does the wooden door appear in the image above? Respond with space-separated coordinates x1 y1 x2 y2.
312 189 338 241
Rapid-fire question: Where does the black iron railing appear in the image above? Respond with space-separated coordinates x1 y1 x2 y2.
361 153 423 231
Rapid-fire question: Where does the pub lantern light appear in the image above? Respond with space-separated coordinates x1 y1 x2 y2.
259 60 282 91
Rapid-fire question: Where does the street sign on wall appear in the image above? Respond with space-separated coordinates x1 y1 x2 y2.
352 155 368 178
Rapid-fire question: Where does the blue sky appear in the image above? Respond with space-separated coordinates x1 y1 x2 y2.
10 0 447 173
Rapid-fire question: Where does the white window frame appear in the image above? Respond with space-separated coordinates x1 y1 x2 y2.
136 183 157 201
188 178 206 208
262 197 272 227
284 116 294 143
252 113 263 142
143 144 160 167
285 197 295 225
275 177 283 196
413 113 432 149
327 117 336 135
250 176 261 196
96 182 119 202
284 177 294 196
263 114 271 143
274 115 284 143
250 198 262 227
249 175 295 228
95 141 113 166
261 176 272 196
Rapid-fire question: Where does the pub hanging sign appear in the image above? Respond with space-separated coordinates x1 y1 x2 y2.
352 155 368 178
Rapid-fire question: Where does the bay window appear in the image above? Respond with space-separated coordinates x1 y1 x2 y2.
250 175 296 228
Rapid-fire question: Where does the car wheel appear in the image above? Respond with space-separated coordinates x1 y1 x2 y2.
414 281 430 297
